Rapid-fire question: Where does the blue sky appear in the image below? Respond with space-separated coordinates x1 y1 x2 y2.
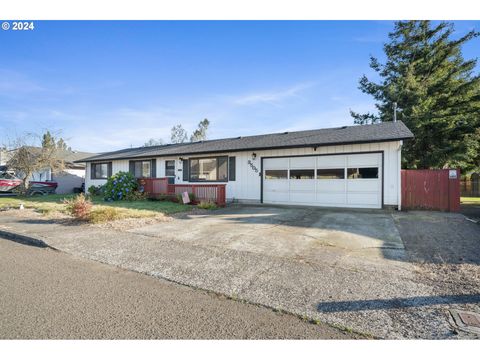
1 20 479 152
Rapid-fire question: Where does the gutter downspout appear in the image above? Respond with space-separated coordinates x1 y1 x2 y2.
398 140 403 211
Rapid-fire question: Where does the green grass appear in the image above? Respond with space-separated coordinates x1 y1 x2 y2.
461 197 480 205
0 194 191 219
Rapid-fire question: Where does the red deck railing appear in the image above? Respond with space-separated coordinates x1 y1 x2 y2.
138 178 226 206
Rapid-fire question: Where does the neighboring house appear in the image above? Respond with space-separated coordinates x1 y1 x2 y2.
78 121 413 209
50 149 97 194
3 148 97 194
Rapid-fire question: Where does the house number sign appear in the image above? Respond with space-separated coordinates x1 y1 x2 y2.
248 160 259 173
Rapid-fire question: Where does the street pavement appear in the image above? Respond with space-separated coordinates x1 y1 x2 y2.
0 236 353 339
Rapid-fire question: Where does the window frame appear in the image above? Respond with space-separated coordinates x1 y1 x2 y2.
265 169 289 180
132 160 152 178
347 167 379 179
165 160 176 177
91 162 111 180
289 169 315 180
188 156 229 182
317 168 345 180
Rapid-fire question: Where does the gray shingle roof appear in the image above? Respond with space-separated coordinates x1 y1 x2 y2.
77 121 413 162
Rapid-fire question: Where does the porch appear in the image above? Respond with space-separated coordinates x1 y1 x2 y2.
138 178 226 206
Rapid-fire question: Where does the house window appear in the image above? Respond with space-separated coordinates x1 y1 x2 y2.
265 170 288 179
165 160 175 177
347 167 379 179
317 168 345 179
290 169 315 179
133 160 151 178
91 163 109 179
189 156 228 181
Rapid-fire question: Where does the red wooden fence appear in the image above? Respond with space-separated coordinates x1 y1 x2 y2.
138 178 226 206
401 169 460 212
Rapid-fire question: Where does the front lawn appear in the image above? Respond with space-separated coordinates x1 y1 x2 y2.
0 194 192 220
461 197 480 205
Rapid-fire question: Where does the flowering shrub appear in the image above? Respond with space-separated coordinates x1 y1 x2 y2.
64 193 93 220
103 171 138 201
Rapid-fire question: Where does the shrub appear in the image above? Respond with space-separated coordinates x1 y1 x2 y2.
64 193 93 220
125 190 148 201
88 207 122 223
88 185 104 196
103 171 138 201
197 200 218 210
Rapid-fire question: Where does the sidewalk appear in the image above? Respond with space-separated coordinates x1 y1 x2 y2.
0 211 477 339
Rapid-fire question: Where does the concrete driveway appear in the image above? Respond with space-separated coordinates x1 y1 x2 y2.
133 205 408 273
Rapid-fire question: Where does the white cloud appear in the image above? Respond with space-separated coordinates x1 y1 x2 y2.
231 82 315 106
0 69 45 95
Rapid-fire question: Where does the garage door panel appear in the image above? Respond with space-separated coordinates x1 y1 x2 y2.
289 192 316 203
264 192 289 202
264 179 289 192
290 179 315 192
264 158 289 170
316 192 347 205
263 154 382 209
316 179 345 192
347 153 380 167
347 193 380 206
347 179 379 192
289 157 315 168
317 155 346 167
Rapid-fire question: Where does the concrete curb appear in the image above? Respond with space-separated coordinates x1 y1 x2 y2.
0 229 57 250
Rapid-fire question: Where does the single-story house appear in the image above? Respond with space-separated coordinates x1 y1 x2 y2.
78 121 414 209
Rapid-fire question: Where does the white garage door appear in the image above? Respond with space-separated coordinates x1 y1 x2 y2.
262 153 382 209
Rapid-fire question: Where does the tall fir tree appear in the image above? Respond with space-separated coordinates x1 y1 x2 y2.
351 21 480 171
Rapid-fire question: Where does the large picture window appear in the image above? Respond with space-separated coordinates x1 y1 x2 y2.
133 160 151 178
189 156 228 181
91 163 110 179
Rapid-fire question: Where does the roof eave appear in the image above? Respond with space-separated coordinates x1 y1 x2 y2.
77 136 414 163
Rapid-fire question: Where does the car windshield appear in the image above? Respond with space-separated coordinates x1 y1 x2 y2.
0 171 16 180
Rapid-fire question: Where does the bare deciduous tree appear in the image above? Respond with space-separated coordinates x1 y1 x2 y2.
5 132 65 194
170 124 188 144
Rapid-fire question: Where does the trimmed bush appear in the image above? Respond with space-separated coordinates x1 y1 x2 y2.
64 193 93 220
88 207 122 223
104 171 138 201
197 200 218 210
88 185 104 196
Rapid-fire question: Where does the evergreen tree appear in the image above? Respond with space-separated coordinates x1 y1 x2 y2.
190 119 210 142
351 21 480 170
56 138 68 150
41 131 56 148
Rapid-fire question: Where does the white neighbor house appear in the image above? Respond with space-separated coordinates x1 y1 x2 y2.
1 148 96 194
78 121 414 209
